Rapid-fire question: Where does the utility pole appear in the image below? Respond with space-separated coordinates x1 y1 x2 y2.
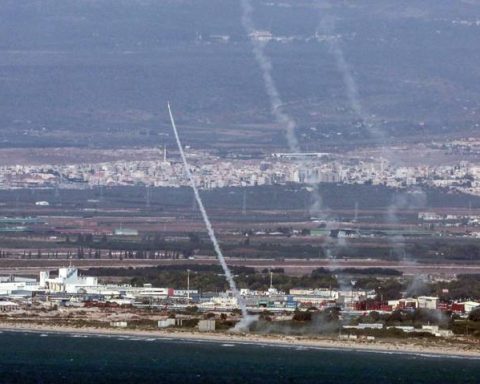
351 280 357 311
191 194 196 212
55 167 62 199
187 269 190 303
242 189 247 216
146 185 151 208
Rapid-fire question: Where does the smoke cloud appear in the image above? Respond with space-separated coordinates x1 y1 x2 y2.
405 273 428 297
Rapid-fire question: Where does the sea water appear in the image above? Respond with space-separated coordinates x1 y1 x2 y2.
0 331 478 383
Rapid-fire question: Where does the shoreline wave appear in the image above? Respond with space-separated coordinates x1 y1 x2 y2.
0 325 478 361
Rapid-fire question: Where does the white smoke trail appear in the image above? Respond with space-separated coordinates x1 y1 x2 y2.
240 0 322 215
318 19 403 252
239 2 359 321
318 17 389 158
240 0 298 152
319 18 429 277
167 103 256 330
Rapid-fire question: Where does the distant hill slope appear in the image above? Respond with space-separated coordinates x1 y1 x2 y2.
0 0 479 149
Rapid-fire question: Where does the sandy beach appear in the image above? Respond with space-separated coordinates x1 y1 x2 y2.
1 322 479 359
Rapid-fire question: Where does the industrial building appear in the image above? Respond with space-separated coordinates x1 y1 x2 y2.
42 267 98 293
0 266 479 321
0 276 39 295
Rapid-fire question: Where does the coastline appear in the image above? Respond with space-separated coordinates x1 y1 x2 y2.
1 322 479 359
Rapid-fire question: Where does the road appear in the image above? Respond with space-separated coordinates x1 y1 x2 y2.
1 257 479 277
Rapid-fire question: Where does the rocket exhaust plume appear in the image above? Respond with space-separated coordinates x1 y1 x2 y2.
319 17 428 270
240 0 299 153
318 17 389 157
167 103 256 331
240 0 323 215
319 18 400 250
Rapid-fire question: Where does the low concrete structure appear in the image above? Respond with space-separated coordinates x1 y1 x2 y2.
343 323 383 330
387 326 415 333
421 325 454 337
158 318 176 328
0 301 19 311
198 319 216 332
388 325 454 337
110 321 128 328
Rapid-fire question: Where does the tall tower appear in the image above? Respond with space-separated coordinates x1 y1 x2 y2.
242 190 247 216
55 167 62 200
145 185 151 208
191 194 196 212
187 269 190 302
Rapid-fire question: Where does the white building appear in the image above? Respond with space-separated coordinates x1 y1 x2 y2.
200 296 238 309
136 287 173 298
461 301 480 314
417 296 439 310
0 276 39 295
43 267 98 293
173 289 198 297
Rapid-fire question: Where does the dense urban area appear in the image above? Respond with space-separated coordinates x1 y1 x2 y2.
3 138 480 197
